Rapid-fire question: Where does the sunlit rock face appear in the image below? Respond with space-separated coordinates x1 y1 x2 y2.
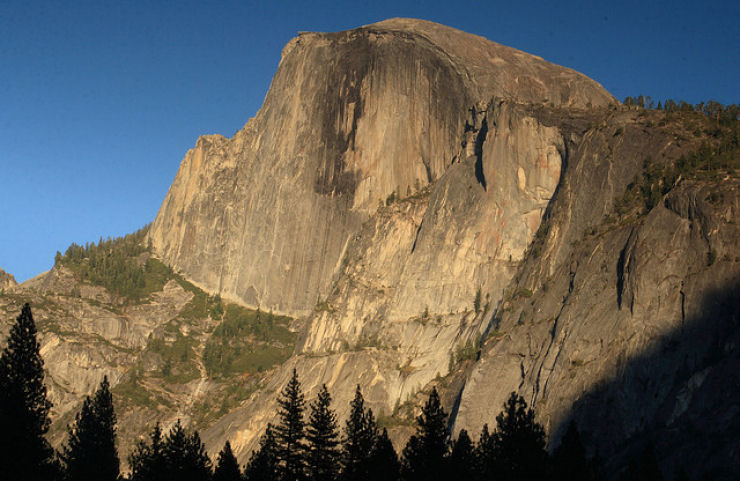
146 18 616 456
145 17 620 462
0 268 17 290
147 18 613 317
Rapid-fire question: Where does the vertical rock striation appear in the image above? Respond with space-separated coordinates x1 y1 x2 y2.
148 18 614 316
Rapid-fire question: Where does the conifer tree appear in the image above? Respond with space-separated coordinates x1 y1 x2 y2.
61 376 119 481
367 428 400 481
129 423 166 481
340 385 377 481
244 424 279 481
400 387 449 481
475 423 494 480
489 392 548 481
0 303 56 481
306 384 340 481
162 420 212 481
212 441 241 481
552 420 591 481
275 368 307 481
448 429 475 481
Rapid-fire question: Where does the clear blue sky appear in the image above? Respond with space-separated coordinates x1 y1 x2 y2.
1 0 738 282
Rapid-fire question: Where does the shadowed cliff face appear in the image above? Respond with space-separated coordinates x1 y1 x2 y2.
452 138 740 479
565 278 740 481
147 18 614 316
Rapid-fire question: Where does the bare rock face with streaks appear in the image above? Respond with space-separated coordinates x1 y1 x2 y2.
147 18 613 316
147 17 618 459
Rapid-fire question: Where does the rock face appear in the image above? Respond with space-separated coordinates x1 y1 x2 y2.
453 121 740 479
0 268 17 290
145 19 738 479
148 18 614 316
0 273 193 454
147 16 618 461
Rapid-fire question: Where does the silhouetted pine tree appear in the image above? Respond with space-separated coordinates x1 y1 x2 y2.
244 424 279 481
449 429 475 481
0 303 57 481
401 387 449 481
489 392 548 481
212 441 241 481
306 384 340 481
61 376 119 481
340 385 377 481
129 423 166 481
367 428 399 481
552 420 590 481
162 420 212 481
475 424 494 480
275 368 306 481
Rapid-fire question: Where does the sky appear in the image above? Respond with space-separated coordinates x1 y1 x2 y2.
1 0 738 282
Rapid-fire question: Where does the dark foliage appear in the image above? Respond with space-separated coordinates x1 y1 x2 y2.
306 384 340 481
162 420 212 481
552 421 592 481
340 385 377 481
202 306 294 378
212 441 241 481
368 428 399 481
484 392 548 481
401 387 449 481
475 424 494 480
244 424 280 481
61 376 119 481
619 446 665 481
448 429 475 481
128 421 211 481
128 423 166 481
0 303 57 481
275 369 307 481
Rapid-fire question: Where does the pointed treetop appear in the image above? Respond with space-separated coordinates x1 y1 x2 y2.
0 303 56 481
213 440 242 481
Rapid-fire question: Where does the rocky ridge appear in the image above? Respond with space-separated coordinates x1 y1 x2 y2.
0 267 17 290
0 255 295 465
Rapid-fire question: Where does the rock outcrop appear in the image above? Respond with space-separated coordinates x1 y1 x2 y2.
148 18 614 316
0 267 17 290
147 17 619 461
145 19 738 479
0 270 195 457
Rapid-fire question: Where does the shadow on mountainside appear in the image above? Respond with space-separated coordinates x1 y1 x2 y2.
553 276 739 481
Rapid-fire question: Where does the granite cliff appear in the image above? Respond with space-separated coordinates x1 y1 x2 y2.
0 268 17 290
147 18 613 315
2 18 737 479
